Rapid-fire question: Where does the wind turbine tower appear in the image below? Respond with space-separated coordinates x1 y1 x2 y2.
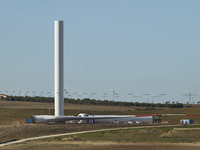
106 84 121 101
54 20 64 116
183 88 198 104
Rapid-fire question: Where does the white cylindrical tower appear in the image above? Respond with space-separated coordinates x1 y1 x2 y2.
54 20 64 116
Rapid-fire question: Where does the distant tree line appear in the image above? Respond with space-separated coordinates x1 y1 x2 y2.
3 96 184 108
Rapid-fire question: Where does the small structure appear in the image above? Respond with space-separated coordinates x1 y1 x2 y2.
180 119 193 124
0 94 10 99
154 115 161 123
26 119 32 123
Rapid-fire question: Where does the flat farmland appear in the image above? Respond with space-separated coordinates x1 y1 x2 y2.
1 100 200 125
1 100 200 150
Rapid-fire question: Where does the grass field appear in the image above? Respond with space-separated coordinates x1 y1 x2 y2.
1 100 200 125
1 100 200 149
1 126 200 150
3 141 200 150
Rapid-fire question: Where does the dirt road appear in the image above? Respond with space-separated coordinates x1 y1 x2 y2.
0 125 179 148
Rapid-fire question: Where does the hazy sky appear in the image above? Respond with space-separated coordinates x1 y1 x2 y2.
1 0 200 104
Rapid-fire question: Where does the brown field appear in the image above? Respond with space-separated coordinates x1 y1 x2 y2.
1 100 200 150
0 100 149 111
2 141 200 150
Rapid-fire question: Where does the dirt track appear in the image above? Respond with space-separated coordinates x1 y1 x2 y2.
1 124 199 150
1 126 200 150
1 101 200 149
0 124 178 147
0 123 149 144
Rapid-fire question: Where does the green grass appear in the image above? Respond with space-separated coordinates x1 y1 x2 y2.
37 126 200 143
74 127 165 142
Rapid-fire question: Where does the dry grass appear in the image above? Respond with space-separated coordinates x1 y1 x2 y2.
0 123 149 143
1 100 200 149
0 100 141 111
1 100 200 125
1 140 200 150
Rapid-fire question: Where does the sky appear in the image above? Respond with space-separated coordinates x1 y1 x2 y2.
1 0 200 104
